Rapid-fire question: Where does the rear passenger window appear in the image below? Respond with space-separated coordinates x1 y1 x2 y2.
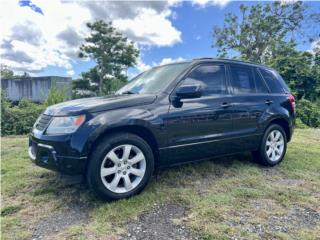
254 69 269 93
230 65 255 94
259 69 284 93
182 64 227 96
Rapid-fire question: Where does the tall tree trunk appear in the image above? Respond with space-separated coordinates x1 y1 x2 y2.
99 75 103 95
98 65 103 95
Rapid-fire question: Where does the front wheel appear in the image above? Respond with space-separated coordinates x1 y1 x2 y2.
252 124 287 166
87 133 154 200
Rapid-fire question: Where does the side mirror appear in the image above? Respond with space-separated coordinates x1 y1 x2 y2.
175 84 202 99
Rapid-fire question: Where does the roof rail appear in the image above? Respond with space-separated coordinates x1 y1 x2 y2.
192 57 260 66
192 57 214 60
218 58 251 64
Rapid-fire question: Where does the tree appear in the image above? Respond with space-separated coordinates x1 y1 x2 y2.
266 41 320 101
79 20 139 95
1 65 31 79
0 65 14 79
211 2 320 127
21 72 30 78
72 67 99 98
211 1 320 102
212 2 306 63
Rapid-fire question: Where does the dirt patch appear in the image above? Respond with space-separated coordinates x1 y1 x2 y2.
259 166 281 177
32 203 90 240
120 203 196 240
274 178 305 187
269 206 320 230
312 191 320 199
249 199 280 212
227 199 320 238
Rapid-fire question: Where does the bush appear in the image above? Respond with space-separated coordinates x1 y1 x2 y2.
1 85 68 135
44 83 69 106
1 96 45 135
295 118 309 129
296 99 320 128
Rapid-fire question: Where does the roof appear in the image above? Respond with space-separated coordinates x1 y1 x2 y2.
191 57 271 69
156 57 272 70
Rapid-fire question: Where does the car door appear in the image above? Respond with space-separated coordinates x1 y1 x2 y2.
163 63 234 164
227 64 271 152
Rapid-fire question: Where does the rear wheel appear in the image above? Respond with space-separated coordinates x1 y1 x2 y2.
252 124 287 166
87 133 154 200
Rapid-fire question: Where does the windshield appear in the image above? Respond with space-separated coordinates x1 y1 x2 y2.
117 62 190 94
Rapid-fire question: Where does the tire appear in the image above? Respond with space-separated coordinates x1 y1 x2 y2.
252 124 287 166
87 133 154 200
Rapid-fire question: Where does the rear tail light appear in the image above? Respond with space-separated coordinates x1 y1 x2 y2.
288 94 295 113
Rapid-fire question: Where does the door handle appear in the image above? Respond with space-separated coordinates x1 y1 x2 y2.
265 99 273 105
221 102 231 108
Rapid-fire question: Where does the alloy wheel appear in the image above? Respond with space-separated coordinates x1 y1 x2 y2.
100 144 146 194
265 130 284 162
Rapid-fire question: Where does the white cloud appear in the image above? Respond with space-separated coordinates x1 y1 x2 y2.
310 39 320 55
133 56 187 75
67 70 75 76
192 0 231 8
0 0 182 76
114 8 181 46
279 0 300 5
128 56 187 80
158 57 187 65
136 57 153 73
0 0 90 74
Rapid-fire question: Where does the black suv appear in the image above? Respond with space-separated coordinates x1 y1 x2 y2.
29 58 295 200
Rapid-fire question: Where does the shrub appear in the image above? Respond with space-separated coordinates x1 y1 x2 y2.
295 118 309 129
1 95 45 135
1 84 68 135
296 99 320 128
44 83 69 106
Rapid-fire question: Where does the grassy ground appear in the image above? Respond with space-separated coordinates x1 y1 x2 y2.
1 129 319 239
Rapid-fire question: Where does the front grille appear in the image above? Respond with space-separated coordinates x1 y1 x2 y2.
35 114 52 131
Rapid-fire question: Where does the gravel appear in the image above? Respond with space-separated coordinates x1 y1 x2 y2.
226 199 320 239
269 206 320 229
120 203 196 240
274 178 305 187
32 204 89 240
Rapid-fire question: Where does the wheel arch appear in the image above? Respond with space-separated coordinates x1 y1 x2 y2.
86 124 160 170
266 118 292 142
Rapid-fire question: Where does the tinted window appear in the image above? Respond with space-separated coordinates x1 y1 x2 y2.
254 69 269 93
259 68 285 93
117 63 190 94
275 71 290 92
230 65 255 94
182 64 227 96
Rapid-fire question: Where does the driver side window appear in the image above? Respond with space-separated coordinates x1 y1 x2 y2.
181 64 227 96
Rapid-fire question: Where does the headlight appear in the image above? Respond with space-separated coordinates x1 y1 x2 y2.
46 115 86 135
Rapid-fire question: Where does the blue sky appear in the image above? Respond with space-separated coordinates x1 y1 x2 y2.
1 0 319 79
139 1 319 64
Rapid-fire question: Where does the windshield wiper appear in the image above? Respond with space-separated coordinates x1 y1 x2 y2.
121 91 137 95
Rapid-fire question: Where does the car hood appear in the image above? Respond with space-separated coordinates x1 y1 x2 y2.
44 94 157 116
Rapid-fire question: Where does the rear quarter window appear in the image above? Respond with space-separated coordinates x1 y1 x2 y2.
230 65 255 94
259 68 288 93
254 69 269 93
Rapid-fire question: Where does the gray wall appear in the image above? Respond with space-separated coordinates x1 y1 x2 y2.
0 76 71 102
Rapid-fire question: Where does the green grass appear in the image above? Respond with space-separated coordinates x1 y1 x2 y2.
1 129 319 239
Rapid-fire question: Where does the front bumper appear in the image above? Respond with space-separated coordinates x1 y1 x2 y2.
29 135 87 175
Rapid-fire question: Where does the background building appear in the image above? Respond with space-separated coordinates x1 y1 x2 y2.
0 76 71 102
